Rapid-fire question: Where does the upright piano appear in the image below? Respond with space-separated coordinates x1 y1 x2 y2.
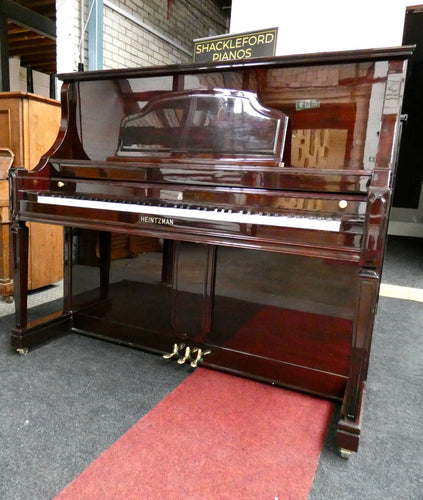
9 46 412 457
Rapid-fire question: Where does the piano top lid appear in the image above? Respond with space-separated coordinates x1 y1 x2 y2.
58 46 415 82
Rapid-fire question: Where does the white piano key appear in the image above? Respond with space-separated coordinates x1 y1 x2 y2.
37 195 341 232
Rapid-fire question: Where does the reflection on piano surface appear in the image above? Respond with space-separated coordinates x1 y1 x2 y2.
115 89 289 162
9 46 412 457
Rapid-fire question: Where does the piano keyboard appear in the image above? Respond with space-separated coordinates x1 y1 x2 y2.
37 194 341 232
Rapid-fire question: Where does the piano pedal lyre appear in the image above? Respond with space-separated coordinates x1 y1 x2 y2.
162 343 184 359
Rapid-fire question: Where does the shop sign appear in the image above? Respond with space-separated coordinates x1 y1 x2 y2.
193 28 278 63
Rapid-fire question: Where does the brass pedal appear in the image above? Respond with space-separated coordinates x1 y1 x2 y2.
190 348 202 368
177 346 191 365
163 343 210 367
163 343 183 359
190 349 211 368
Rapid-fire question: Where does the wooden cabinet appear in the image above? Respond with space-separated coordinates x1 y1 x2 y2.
0 92 63 301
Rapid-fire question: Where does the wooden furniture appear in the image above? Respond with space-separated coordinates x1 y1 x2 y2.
9 47 411 456
0 148 14 301
0 92 63 301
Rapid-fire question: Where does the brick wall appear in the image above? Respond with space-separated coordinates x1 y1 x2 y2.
58 0 229 72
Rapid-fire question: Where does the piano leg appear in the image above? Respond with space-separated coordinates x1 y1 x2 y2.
10 220 29 331
337 269 379 457
10 222 72 352
63 227 73 313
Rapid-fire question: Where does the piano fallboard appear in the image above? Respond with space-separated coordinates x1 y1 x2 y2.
49 160 373 194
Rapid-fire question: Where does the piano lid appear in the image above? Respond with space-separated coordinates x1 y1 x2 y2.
114 89 289 165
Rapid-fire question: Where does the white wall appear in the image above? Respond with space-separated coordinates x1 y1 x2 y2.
56 0 228 73
230 0 411 55
8 57 52 98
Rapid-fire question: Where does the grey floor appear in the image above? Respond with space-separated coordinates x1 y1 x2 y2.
0 235 422 499
310 236 423 500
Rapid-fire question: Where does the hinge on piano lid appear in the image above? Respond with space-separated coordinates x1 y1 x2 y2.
400 114 408 122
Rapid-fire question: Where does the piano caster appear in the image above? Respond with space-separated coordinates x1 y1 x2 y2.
16 347 29 356
338 448 353 460
162 343 184 359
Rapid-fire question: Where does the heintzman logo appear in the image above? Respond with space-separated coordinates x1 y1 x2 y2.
193 28 278 63
139 215 174 226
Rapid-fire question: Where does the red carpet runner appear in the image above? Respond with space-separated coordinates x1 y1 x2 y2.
54 368 333 499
